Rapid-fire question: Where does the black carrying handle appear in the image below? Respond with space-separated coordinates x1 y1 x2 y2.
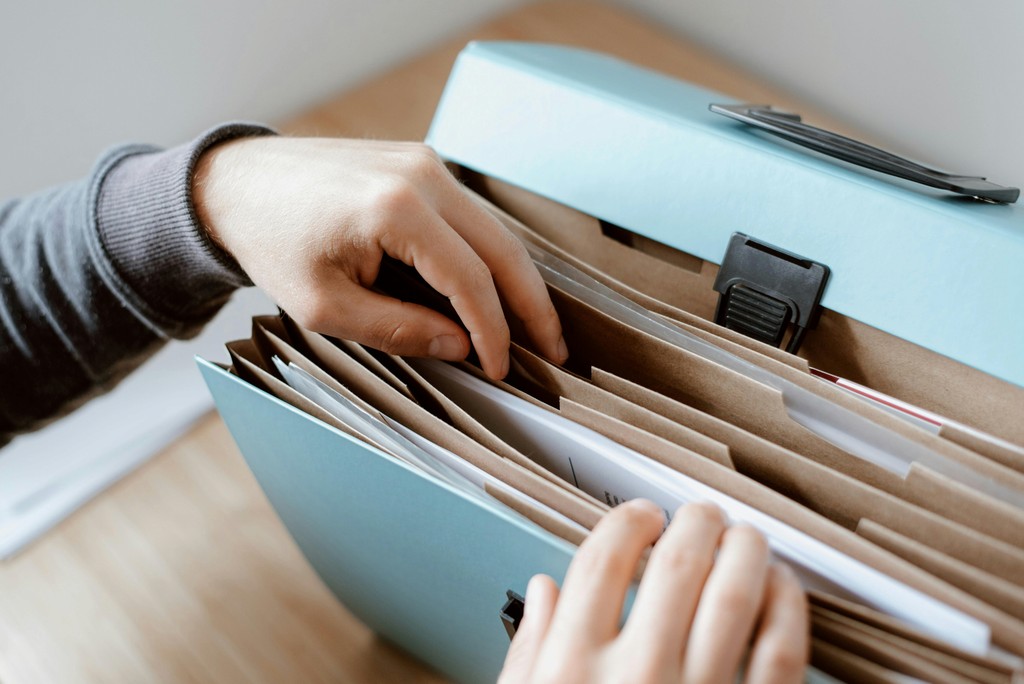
710 103 1019 204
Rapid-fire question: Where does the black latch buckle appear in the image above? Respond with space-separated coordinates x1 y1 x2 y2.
712 233 829 354
500 590 526 641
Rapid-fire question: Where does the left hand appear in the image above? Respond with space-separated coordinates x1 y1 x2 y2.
498 500 809 684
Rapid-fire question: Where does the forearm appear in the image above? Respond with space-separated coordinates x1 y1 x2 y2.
0 123 273 444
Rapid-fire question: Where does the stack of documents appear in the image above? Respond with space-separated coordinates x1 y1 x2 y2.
216 189 1024 681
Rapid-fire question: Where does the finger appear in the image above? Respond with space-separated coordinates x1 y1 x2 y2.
498 575 560 684
305 277 470 359
681 524 771 684
378 202 510 379
743 564 809 684
437 182 567 366
542 499 665 650
619 502 726 671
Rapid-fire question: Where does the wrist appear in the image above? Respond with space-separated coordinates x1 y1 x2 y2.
93 122 276 338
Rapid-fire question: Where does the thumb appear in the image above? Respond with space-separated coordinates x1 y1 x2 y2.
301 283 470 360
498 575 560 684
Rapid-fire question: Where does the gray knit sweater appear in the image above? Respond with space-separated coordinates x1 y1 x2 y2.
0 123 274 446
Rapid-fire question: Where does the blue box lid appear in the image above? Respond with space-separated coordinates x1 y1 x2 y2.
426 42 1024 389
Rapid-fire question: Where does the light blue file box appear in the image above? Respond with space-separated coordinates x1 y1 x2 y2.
427 42 1024 390
201 42 1023 683
199 358 580 682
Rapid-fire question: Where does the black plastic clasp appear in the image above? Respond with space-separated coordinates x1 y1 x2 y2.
500 590 526 641
713 233 829 354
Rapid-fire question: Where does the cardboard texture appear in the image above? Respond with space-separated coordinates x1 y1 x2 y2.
811 640 918 684
809 592 1021 677
588 370 1024 585
465 173 1024 446
857 520 1024 620
811 611 978 684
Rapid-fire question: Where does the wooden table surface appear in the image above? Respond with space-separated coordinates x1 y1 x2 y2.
0 3 846 682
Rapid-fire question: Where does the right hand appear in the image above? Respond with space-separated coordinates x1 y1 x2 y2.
499 500 809 684
192 137 567 380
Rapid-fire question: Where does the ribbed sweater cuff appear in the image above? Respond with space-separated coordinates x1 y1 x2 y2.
92 122 276 338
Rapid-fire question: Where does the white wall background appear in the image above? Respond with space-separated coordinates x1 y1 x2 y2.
615 0 1023 190
3 0 1020 196
1 0 520 196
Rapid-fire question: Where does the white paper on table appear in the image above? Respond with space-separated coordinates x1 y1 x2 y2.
409 357 991 656
274 360 587 538
0 287 274 559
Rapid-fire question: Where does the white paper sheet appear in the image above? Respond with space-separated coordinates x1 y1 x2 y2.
409 357 991 656
274 360 588 538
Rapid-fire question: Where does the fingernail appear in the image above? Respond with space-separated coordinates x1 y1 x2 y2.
555 336 569 364
428 335 464 360
499 353 510 379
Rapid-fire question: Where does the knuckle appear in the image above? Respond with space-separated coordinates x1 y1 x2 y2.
571 543 622 580
763 640 807 677
372 319 417 354
715 585 756 615
454 258 496 298
650 543 701 576
684 501 725 527
370 179 422 219
405 144 443 177
726 524 769 555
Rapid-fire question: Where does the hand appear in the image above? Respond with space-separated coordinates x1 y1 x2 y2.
499 500 809 684
192 137 567 379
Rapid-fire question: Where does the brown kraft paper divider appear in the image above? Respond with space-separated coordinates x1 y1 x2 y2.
282 320 578 495
939 422 1024 475
550 399 1024 655
902 464 1024 548
469 186 808 373
545 281 1024 505
252 323 384 418
382 353 600 505
504 344 736 470
813 605 1013 683
856 520 1024 621
548 286 936 491
510 331 1024 581
811 612 978 684
505 213 1024 501
226 340 365 443
278 314 418 403
465 172 1024 446
517 340 1023 558
483 483 589 547
260 320 608 532
809 591 1020 677
811 639 920 684
589 368 1024 585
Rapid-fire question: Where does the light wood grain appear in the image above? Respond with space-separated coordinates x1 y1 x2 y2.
0 3 836 682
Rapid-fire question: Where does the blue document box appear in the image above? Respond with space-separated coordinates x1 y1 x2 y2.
200 43 1024 682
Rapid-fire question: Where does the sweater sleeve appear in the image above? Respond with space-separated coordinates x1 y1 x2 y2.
0 122 275 444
